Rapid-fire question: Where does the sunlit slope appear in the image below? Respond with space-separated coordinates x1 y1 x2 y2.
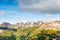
39 22 60 30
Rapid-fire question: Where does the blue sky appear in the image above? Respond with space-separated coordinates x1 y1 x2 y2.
0 0 60 24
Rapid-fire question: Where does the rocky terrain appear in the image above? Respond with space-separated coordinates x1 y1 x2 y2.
39 21 60 30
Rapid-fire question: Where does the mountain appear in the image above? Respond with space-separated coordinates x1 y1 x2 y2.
0 22 11 28
39 21 60 30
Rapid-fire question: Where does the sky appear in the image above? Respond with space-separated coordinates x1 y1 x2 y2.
0 0 60 24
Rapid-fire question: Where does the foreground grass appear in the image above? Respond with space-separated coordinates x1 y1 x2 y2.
0 27 60 40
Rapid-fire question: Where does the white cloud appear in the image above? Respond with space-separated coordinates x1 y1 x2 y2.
20 17 60 23
42 17 60 22
21 20 28 23
19 0 60 13
0 11 5 16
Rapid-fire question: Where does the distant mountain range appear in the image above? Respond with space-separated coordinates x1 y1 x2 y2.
0 21 43 29
0 21 60 30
